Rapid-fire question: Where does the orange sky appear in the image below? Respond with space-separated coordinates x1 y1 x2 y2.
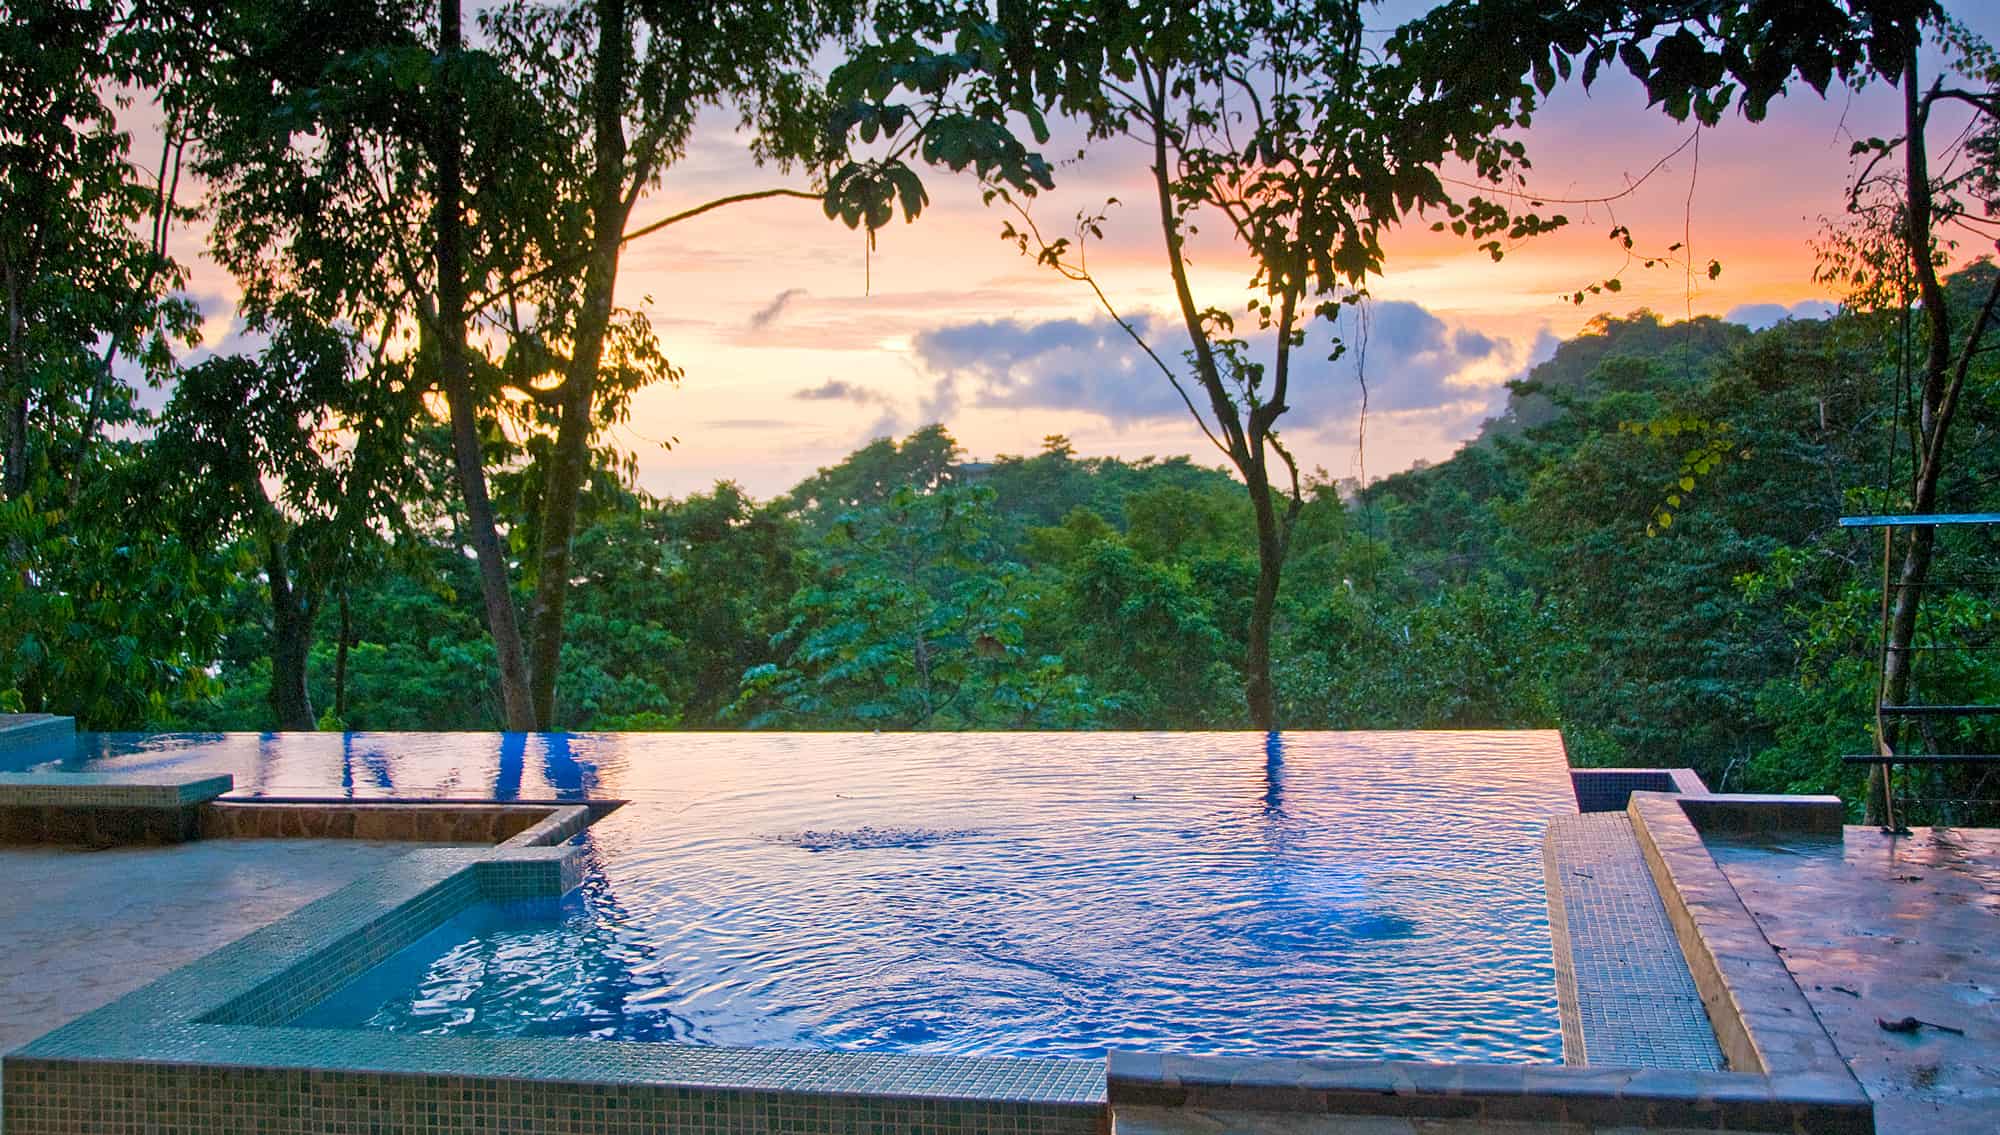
162 2 2000 498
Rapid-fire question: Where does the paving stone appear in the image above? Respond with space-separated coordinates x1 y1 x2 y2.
1709 826 2000 1135
0 839 465 1055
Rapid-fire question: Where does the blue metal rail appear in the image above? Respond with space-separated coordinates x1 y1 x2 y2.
1839 513 2000 527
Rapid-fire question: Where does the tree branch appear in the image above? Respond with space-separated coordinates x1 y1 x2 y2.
1922 252 2000 483
1140 56 1249 463
999 197 1231 460
1928 86 1999 118
472 187 821 310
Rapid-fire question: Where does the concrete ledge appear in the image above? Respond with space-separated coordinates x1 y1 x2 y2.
1106 1050 1871 1133
0 772 234 845
1625 792 1857 1088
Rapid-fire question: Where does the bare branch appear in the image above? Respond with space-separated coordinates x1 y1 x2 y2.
1922 251 2000 482
1439 129 1699 206
473 187 821 310
1928 86 2000 119
1000 197 1231 459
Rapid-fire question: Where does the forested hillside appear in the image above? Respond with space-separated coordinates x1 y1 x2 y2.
7 1 1998 822
12 287 1993 811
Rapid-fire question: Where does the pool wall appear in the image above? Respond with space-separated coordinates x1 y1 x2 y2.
0 767 615 847
199 797 613 844
1104 1047 1871 1132
0 770 231 844
1569 767 1708 813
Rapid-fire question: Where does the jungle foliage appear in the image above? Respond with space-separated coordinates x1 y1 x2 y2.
4 1 1998 821
19 291 1997 821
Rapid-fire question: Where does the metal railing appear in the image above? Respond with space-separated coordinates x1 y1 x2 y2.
1836 513 2000 830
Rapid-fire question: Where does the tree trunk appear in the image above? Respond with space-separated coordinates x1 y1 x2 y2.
1137 60 1291 731
525 0 632 729
525 236 621 728
1864 41 1984 825
334 586 352 721
265 535 316 731
2 257 26 499
525 362 601 728
1244 474 1284 731
435 0 535 730
1226 486 1289 732
442 378 536 730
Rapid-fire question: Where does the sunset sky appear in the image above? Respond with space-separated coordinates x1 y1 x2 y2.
166 2 2000 499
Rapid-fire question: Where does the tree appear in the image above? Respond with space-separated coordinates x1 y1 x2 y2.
778 423 965 529
1041 539 1240 728
828 0 1566 727
736 482 1102 729
1819 24 2000 819
1411 0 1989 816
0 1 218 729
0 453 226 727
1 0 195 499
483 0 861 727
180 0 559 727
154 318 421 729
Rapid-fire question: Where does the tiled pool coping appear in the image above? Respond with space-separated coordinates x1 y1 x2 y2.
0 770 233 844
0 770 233 808
0 768 618 848
1543 813 1723 1071
1569 767 1709 813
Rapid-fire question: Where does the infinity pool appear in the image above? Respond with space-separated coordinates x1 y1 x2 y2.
42 730 1572 1062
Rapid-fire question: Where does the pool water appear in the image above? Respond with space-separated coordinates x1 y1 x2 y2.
45 730 1573 1062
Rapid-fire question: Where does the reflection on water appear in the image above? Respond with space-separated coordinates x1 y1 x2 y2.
57 730 1573 1063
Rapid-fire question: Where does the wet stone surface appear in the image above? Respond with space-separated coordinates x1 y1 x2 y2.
1709 826 2000 1134
0 839 455 1054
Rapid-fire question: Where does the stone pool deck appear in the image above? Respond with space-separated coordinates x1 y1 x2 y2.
1710 827 2000 1134
0 838 467 1055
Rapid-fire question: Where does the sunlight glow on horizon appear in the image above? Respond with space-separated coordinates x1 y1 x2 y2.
146 2 2000 500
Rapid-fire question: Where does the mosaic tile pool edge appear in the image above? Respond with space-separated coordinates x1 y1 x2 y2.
1106 1050 1872 1134
2 838 1106 1135
0 771 235 846
2 1060 1105 1135
1542 814 1725 1072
